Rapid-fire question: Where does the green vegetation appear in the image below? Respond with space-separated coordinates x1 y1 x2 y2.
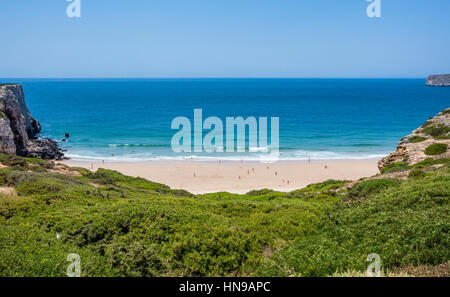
413 157 450 168
408 169 426 179
381 158 450 175
347 178 399 199
408 136 427 143
381 162 409 174
259 166 450 276
422 124 450 139
425 143 448 155
0 153 448 277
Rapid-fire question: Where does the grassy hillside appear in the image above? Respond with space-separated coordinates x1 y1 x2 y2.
0 154 448 276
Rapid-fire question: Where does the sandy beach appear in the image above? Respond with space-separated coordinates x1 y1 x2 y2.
62 159 380 194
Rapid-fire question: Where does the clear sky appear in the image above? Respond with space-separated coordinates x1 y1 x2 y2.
1 0 449 78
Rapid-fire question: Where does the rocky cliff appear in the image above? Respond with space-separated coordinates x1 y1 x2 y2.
426 74 450 86
0 84 63 160
378 108 450 171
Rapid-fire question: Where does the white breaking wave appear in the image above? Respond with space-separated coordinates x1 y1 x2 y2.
66 149 388 162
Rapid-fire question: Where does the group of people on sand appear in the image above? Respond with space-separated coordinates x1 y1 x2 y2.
191 158 328 187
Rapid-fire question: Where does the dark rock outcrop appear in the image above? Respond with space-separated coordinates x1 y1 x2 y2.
378 108 450 172
0 84 64 160
426 74 450 87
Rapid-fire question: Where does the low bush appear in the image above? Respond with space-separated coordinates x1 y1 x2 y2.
422 125 450 139
409 136 427 143
0 154 27 167
86 168 129 184
260 173 450 276
348 178 398 199
15 179 66 196
408 169 426 179
381 162 410 173
299 180 348 193
424 143 448 155
0 155 448 277
413 158 450 168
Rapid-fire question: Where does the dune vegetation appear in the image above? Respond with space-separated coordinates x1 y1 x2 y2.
425 143 448 155
0 153 448 277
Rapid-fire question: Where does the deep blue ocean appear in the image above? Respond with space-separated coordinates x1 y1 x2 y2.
2 79 449 161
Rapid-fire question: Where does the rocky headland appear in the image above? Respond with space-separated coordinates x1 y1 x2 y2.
0 84 63 160
426 74 450 87
378 108 450 172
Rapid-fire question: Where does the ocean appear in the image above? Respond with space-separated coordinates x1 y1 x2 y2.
2 78 449 161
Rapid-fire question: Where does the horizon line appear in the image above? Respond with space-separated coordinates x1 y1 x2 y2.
0 77 428 80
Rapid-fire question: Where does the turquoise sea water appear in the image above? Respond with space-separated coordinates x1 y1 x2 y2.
2 79 449 161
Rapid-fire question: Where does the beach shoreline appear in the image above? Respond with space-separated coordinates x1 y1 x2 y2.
62 158 381 194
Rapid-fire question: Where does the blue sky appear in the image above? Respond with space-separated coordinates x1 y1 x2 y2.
0 0 449 78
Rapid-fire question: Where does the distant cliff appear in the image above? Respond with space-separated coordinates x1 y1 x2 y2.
426 74 450 86
0 84 63 160
378 108 450 172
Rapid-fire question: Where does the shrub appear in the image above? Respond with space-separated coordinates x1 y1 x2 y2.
348 178 398 199
24 157 48 166
1 155 449 277
16 179 65 196
422 125 450 138
86 168 127 184
413 158 450 168
0 154 27 167
381 162 410 173
409 136 427 143
247 189 275 196
261 173 450 276
0 168 12 186
167 189 195 197
106 242 166 277
68 167 90 175
424 143 448 155
7 170 34 186
300 180 348 193
408 169 426 179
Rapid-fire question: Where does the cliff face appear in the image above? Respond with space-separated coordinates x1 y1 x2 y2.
378 108 450 171
0 84 63 160
426 74 450 87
